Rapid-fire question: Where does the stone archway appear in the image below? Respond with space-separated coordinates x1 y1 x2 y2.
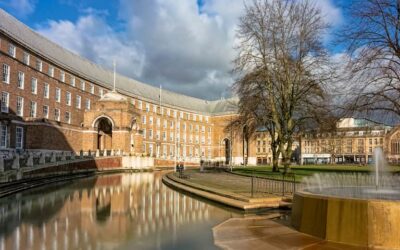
95 117 113 150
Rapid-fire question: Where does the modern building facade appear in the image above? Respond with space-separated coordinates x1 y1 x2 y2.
0 9 255 165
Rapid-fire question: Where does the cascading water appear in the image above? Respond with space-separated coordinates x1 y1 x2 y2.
373 147 386 189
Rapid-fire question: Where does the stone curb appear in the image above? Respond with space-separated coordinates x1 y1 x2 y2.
163 173 290 211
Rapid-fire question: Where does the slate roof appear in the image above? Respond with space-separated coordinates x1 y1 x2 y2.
0 9 237 115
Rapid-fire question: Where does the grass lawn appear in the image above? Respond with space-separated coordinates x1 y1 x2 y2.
232 164 400 182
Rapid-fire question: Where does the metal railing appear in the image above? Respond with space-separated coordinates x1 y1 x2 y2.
250 173 305 197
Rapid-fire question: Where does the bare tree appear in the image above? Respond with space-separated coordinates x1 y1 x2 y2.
340 0 400 117
234 0 332 171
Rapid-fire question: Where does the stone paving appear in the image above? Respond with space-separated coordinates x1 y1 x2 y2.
181 170 281 198
213 216 364 250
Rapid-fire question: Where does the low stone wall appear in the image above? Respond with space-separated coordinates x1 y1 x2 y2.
27 157 122 175
154 159 200 168
121 156 154 169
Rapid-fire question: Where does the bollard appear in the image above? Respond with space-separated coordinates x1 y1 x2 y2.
96 149 100 157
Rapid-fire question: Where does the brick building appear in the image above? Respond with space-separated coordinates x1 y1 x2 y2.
0 9 256 165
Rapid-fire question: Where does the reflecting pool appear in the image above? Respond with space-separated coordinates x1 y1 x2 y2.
0 172 245 250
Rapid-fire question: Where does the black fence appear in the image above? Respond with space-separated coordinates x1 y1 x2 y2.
250 174 305 197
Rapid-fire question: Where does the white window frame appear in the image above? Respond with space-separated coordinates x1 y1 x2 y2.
60 70 65 82
44 83 49 99
43 105 49 119
66 92 71 106
48 66 54 77
16 96 24 116
54 108 60 121
2 64 10 83
85 99 91 110
71 76 75 87
80 80 85 91
55 88 61 102
76 95 81 109
90 84 94 94
0 124 7 148
17 71 24 89
15 126 23 149
36 59 42 72
65 111 71 124
31 78 37 94
30 101 37 118
23 52 30 65
1 92 9 113
8 43 16 58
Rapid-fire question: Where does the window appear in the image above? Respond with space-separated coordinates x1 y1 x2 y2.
2 64 10 83
17 71 24 89
66 92 71 106
60 71 65 82
44 83 49 99
65 111 71 124
142 129 146 138
70 76 75 86
167 109 171 116
23 52 30 65
76 95 81 109
1 92 9 113
15 126 23 149
54 108 60 121
138 100 142 109
149 129 153 139
8 43 16 57
31 78 37 94
163 131 166 141
146 103 150 112
80 80 85 91
90 84 94 94
55 88 61 102
142 115 146 124
99 88 104 97
163 120 167 128
30 101 37 118
157 118 160 127
43 105 49 118
153 105 157 113
35 59 42 72
193 114 197 121
173 110 177 118
0 124 7 148
85 99 91 110
16 96 24 116
48 66 54 77
149 116 153 125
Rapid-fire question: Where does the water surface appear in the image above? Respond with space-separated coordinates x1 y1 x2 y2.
0 171 245 250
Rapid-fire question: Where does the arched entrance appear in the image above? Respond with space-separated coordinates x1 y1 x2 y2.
95 117 113 150
223 138 231 165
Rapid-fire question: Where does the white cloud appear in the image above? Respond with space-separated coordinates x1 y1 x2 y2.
34 0 343 100
36 15 145 78
0 0 36 17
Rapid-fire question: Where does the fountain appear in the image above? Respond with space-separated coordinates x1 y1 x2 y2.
292 148 400 249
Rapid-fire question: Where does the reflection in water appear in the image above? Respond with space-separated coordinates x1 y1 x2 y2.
0 172 240 250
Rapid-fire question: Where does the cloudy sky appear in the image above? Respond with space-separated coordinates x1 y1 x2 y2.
0 0 348 100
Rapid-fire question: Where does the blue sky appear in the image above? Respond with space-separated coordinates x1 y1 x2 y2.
0 0 350 99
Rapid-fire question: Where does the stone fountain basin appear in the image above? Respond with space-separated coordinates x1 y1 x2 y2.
292 189 400 249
